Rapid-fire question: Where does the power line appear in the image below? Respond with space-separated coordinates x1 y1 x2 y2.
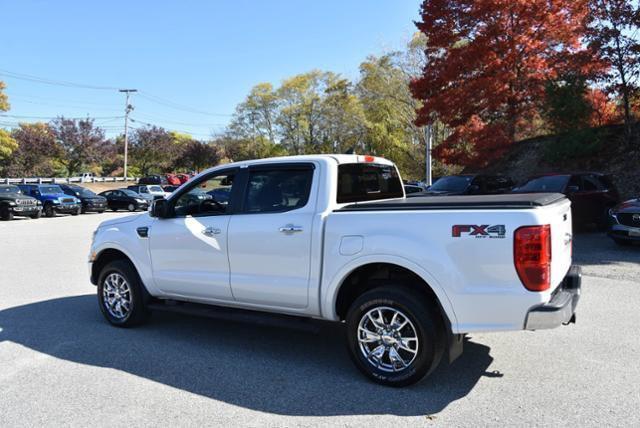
0 68 120 90
129 117 215 139
137 91 232 117
0 114 123 120
0 68 232 117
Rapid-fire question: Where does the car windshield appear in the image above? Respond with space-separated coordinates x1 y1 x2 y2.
72 187 96 197
39 185 63 194
430 176 473 192
514 176 569 193
0 185 21 194
148 185 164 193
120 189 140 197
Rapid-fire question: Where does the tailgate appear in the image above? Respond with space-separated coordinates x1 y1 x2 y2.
546 199 573 290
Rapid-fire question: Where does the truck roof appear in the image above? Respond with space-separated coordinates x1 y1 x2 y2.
229 154 395 168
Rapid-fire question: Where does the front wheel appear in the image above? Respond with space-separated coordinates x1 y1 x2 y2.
30 211 42 219
43 203 55 217
1 206 13 221
127 203 136 212
97 259 150 327
71 207 81 216
345 286 445 387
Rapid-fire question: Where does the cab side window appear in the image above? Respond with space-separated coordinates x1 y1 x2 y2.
243 167 313 213
174 172 235 217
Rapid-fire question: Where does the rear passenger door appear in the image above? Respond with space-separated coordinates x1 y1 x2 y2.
227 163 317 309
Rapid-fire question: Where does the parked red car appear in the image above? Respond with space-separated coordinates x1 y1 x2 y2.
176 173 191 184
165 174 181 186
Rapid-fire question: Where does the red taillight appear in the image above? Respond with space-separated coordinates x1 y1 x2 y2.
514 225 551 292
363 155 375 162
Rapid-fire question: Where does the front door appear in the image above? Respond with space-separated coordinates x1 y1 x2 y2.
228 163 316 309
149 169 238 300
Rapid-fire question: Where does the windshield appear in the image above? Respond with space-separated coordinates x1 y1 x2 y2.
514 176 569 193
39 185 63 195
148 185 164 193
430 176 473 192
72 187 96 197
0 185 21 194
120 189 140 197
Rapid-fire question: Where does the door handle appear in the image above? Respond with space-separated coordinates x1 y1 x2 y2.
202 226 221 236
279 224 303 233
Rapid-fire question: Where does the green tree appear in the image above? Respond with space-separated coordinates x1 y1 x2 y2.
6 122 59 176
130 126 177 176
50 117 107 177
174 140 221 172
0 81 9 112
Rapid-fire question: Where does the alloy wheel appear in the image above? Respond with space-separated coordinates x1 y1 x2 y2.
357 306 419 372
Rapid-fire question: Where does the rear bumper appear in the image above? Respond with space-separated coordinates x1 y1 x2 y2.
524 265 581 330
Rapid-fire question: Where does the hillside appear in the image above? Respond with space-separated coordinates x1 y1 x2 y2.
478 124 640 200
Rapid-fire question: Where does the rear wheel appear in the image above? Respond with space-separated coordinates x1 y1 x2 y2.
97 259 150 327
345 286 445 387
1 206 13 221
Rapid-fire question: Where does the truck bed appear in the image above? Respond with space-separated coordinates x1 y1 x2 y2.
337 193 566 211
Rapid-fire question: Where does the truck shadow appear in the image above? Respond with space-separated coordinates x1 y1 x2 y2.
0 295 495 416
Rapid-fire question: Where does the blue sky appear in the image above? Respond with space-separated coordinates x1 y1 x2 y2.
1 0 422 138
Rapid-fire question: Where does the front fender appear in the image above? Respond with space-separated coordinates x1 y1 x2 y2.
90 224 158 295
321 254 459 331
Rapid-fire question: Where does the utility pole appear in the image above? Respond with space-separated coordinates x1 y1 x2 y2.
119 89 137 180
424 124 433 186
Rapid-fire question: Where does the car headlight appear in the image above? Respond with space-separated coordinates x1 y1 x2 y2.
136 198 146 203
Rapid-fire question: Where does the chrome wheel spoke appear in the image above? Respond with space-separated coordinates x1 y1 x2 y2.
357 306 420 373
102 273 132 320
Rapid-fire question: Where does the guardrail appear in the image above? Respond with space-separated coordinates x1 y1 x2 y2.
0 177 138 184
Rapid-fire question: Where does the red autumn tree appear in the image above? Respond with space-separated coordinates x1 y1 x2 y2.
587 88 620 126
587 0 640 142
411 0 599 167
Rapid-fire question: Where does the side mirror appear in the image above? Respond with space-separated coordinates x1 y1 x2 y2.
566 185 579 194
150 199 171 218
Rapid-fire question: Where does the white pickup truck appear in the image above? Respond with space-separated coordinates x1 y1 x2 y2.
89 154 581 386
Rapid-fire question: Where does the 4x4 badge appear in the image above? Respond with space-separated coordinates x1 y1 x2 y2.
452 224 506 238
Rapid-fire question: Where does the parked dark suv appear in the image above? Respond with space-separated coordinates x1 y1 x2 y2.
416 174 515 196
512 173 620 229
58 184 107 214
607 197 640 245
0 184 42 220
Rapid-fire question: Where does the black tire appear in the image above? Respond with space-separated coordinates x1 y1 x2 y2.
127 203 136 212
1 206 13 221
97 259 150 327
345 286 445 387
613 237 632 246
71 207 81 216
44 203 55 217
30 211 42 219
97 210 105 214
111 207 118 212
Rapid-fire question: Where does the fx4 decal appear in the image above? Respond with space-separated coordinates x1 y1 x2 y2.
452 224 506 238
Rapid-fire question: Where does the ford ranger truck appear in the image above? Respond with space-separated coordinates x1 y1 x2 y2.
89 155 581 387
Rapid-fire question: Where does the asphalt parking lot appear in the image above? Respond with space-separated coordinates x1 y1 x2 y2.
1 213 639 427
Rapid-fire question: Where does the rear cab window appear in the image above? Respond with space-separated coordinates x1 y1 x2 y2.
337 163 403 203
